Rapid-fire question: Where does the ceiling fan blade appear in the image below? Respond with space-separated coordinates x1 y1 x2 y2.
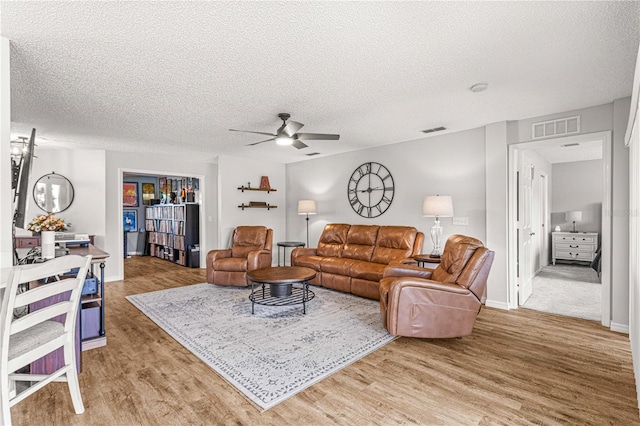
246 137 276 146
291 139 308 149
282 121 304 137
296 133 340 141
230 129 277 137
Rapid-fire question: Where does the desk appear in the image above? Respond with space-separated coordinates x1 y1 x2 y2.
2 245 109 350
277 241 305 266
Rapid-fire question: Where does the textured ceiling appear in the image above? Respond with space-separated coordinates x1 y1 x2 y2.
1 1 638 164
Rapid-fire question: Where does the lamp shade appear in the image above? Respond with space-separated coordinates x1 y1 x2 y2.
565 211 582 222
298 200 317 215
422 195 454 217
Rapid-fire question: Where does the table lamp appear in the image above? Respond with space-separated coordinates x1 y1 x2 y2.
565 210 582 233
422 195 454 257
298 200 317 247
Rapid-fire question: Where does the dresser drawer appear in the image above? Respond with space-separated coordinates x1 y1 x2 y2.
555 242 595 252
553 235 596 243
555 250 595 262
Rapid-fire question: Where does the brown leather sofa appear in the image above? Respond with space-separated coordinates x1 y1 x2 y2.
379 234 494 338
207 226 273 286
291 223 424 300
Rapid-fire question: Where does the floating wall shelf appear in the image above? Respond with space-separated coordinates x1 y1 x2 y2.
238 204 278 210
237 186 277 193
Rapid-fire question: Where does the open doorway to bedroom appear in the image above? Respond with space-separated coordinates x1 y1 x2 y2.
508 131 611 326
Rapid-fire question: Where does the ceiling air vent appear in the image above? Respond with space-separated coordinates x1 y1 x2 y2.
422 126 446 134
306 152 321 156
532 116 580 139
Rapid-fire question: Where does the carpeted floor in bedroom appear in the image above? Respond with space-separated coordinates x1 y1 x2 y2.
522 263 601 321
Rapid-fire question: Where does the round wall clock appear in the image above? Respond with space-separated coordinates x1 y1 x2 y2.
347 162 395 218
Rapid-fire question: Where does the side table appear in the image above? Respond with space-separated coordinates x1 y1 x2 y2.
277 241 305 266
413 254 442 267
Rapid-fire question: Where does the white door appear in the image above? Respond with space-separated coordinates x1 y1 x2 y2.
539 173 549 268
518 152 534 305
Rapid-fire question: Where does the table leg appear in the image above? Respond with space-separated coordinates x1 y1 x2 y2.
251 281 255 315
99 261 105 336
302 280 308 314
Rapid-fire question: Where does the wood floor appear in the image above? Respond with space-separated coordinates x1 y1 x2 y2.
10 256 640 425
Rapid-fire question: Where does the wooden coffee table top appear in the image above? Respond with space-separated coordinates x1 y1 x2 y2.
247 266 316 284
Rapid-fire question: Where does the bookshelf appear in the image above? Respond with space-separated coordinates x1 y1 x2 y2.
145 203 200 267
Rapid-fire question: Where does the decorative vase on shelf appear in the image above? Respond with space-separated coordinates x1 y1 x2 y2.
41 231 56 259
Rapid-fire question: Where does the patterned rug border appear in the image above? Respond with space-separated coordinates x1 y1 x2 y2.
126 283 396 411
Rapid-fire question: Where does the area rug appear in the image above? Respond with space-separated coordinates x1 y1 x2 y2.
126 283 395 410
522 264 601 321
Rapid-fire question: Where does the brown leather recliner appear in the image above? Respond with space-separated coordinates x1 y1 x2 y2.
206 226 273 286
379 234 495 338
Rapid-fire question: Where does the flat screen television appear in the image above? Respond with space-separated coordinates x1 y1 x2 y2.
13 128 36 229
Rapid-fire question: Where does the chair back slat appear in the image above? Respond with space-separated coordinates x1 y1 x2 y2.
11 255 92 283
14 279 79 309
10 301 75 335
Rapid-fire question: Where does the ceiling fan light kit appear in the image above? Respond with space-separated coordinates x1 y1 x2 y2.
231 113 340 150
276 136 294 146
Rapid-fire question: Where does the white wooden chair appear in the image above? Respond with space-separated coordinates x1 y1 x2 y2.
1 255 91 426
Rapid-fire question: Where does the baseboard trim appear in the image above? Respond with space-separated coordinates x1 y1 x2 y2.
485 300 510 310
610 322 629 334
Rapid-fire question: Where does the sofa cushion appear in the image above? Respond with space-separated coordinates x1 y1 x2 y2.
293 255 323 271
431 235 484 283
350 260 386 281
231 226 268 258
321 257 358 275
316 223 350 257
371 226 417 264
213 257 247 272
342 225 379 261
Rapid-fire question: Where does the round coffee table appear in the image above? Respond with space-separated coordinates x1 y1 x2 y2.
247 266 316 314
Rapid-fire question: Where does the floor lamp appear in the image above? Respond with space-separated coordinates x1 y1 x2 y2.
298 200 317 247
422 195 454 257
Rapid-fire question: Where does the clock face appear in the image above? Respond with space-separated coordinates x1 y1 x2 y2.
347 162 395 218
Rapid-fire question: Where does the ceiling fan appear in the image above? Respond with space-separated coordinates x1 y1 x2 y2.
230 113 340 149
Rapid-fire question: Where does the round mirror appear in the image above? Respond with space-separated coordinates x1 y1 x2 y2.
33 172 75 213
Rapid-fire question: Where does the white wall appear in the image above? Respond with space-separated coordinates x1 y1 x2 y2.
1 37 12 267
485 121 510 309
551 159 603 234
625 44 639 409
217 155 285 262
105 151 218 281
612 97 631 331
15 148 107 241
286 127 487 261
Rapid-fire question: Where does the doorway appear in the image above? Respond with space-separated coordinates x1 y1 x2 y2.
508 131 612 327
117 167 207 280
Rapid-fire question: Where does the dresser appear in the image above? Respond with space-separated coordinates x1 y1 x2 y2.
551 232 598 265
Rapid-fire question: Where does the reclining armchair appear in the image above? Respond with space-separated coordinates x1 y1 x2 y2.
207 226 273 286
379 234 494 338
